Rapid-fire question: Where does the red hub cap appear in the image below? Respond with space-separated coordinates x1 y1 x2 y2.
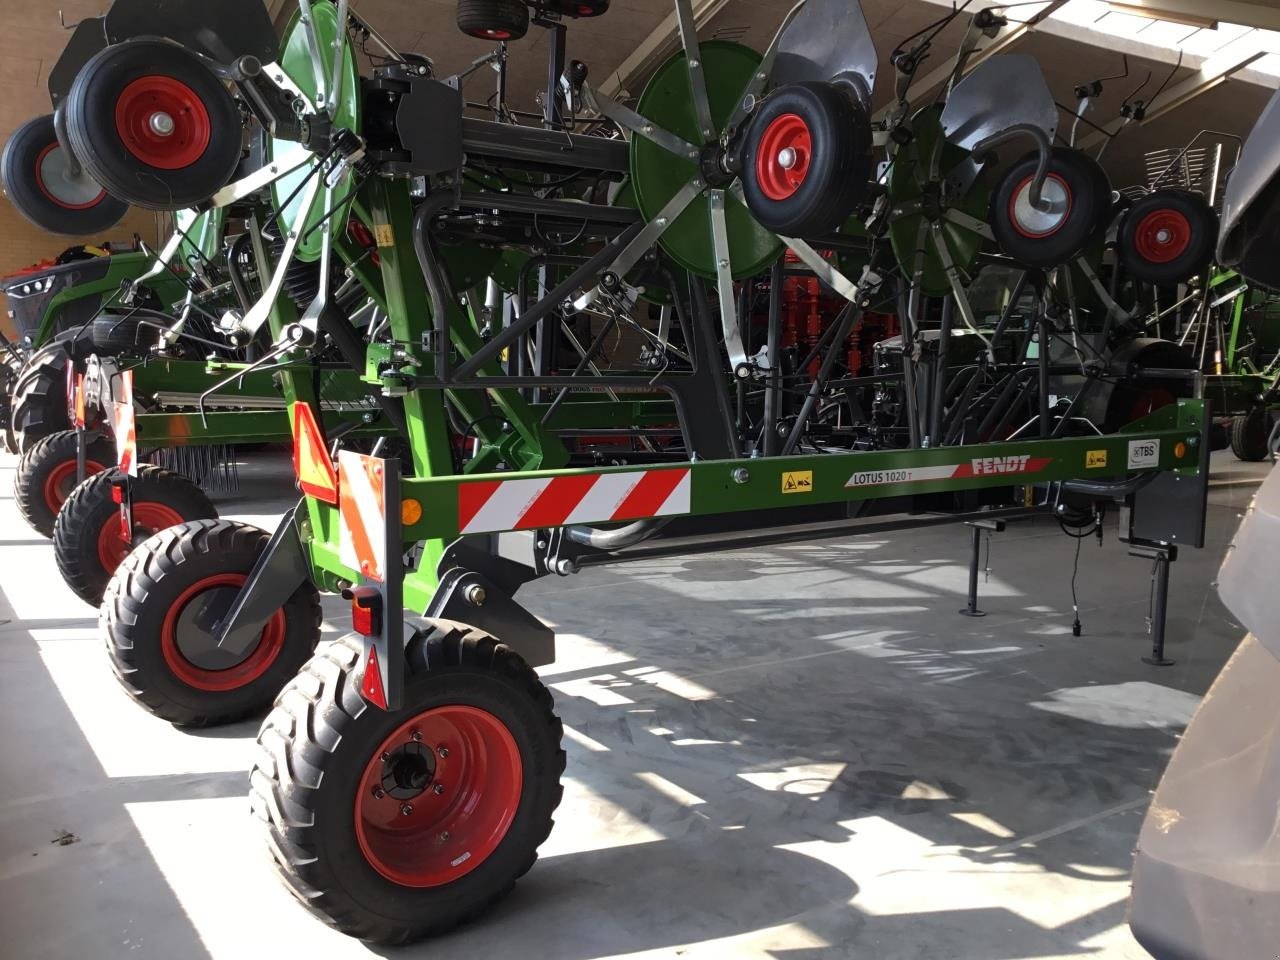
355 705 523 888
96 502 187 572
114 76 212 171
755 113 812 201
43 458 105 513
161 573 286 691
1133 209 1192 264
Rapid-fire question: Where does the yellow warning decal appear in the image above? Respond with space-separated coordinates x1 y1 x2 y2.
782 470 813 494
374 223 395 247
1086 450 1108 469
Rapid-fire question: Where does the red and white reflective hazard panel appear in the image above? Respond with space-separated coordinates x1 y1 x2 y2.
65 361 75 420
845 455 1053 488
73 374 86 429
339 450 388 582
458 468 692 535
112 371 137 477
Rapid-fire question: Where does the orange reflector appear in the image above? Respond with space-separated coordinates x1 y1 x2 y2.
401 498 423 525
1174 441 1187 459
74 374 86 429
290 402 339 504
360 643 388 710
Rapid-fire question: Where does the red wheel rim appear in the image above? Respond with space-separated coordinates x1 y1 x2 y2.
43 458 105 513
1008 173 1073 239
34 143 107 210
160 573 286 691
355 705 523 888
755 113 812 202
1133 209 1192 264
475 28 512 39
1129 386 1177 422
95 502 187 572
114 76 212 171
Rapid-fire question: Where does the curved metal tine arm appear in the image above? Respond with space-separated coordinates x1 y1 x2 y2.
348 8 407 64
722 0 807 142
674 0 716 144
295 0 329 109
572 176 706 311
583 83 699 161
196 337 296 428
299 183 336 332
235 173 324 339
327 0 349 115
129 227 189 290
931 223 993 362
973 124 1052 209
708 189 757 372
209 148 313 210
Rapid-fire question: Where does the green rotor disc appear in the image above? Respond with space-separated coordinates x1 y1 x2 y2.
887 105 990 297
631 41 782 281
272 1 361 263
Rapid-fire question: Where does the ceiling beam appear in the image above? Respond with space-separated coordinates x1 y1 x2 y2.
597 0 733 99
1077 36 1266 149
873 0 1071 122
1109 0 1280 32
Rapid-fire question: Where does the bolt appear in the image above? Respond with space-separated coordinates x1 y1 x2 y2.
401 803 414 816
149 112 175 137
410 729 422 742
732 467 750 484
689 59 700 68
381 751 391 762
439 831 450 841
464 583 487 606
719 259 730 269
372 786 385 799
555 558 579 576
437 745 449 759
433 784 446 796
643 124 654 134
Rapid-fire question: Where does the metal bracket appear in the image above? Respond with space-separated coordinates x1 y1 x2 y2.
215 504 313 657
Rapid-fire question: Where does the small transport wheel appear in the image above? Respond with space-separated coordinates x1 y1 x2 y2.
54 466 217 606
1118 189 1219 285
456 0 529 41
989 147 1112 268
0 114 128 235
251 626 565 944
65 39 242 211
1231 408 1273 462
13 430 112 537
741 81 872 238
102 519 321 726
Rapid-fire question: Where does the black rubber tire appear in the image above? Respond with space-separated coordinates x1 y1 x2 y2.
989 147 1112 268
54 466 217 606
1 114 128 236
1 349 23 454
11 337 90 452
741 81 872 238
1118 189 1219 285
91 313 148 355
250 626 565 944
456 0 529 40
13 429 114 537
65 40 242 211
1231 408 1272 462
102 519 322 727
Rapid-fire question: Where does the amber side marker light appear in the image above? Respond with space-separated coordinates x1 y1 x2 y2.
401 498 423 525
1174 441 1187 459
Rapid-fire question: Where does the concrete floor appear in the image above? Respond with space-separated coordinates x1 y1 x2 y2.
0 450 1265 959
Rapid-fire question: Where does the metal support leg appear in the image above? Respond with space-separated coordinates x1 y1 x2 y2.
959 518 1006 617
1137 544 1178 666
76 426 87 485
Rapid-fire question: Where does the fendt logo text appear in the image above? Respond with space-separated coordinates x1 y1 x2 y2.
969 455 1032 475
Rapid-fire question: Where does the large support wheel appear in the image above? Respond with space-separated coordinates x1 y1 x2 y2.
65 40 242 211
102 519 321 726
740 81 872 238
1118 189 1218 285
54 466 218 606
989 147 1112 268
11 337 89 452
251 626 565 944
0 114 128 235
1231 407 1273 462
13 430 112 537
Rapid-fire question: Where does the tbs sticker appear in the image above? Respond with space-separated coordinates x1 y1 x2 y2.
1127 439 1160 469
